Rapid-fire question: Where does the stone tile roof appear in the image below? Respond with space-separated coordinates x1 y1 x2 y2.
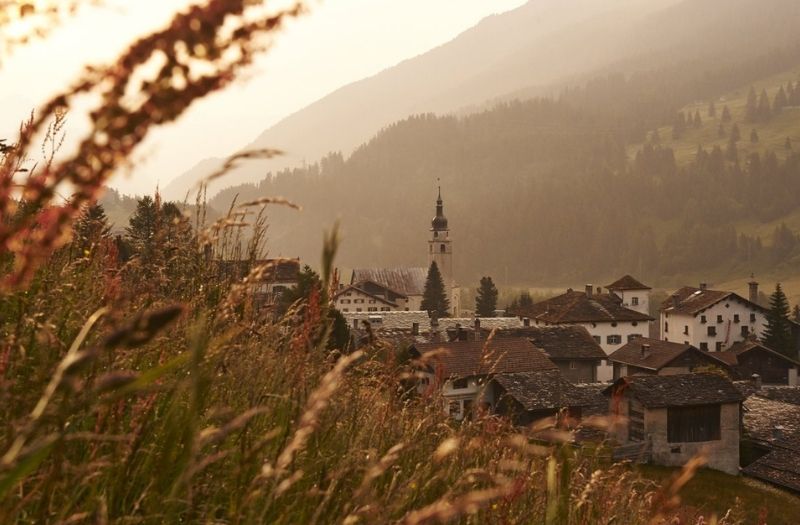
343 311 431 331
441 317 524 332
530 291 653 324
410 338 557 380
492 371 600 412
742 450 800 493
351 267 427 296
518 325 606 360
607 338 729 371
605 373 744 408
719 340 800 367
661 286 761 316
606 275 651 291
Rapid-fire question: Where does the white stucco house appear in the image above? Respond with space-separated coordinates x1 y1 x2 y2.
528 278 654 382
660 280 770 352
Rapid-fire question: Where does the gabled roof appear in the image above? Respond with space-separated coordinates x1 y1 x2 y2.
604 373 744 408
520 325 606 360
606 275 651 291
743 450 800 493
492 371 601 412
607 338 729 371
351 267 427 297
718 340 800 367
530 291 653 324
661 286 763 316
333 284 398 307
410 338 557 380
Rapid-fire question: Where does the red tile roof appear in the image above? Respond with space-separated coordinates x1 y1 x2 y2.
530 291 653 324
606 275 651 291
411 338 557 379
608 337 730 371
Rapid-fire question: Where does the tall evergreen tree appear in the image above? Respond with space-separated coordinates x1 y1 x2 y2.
717 122 726 138
708 100 716 118
750 129 759 143
793 304 800 323
125 196 158 263
475 276 499 317
73 203 111 255
421 261 450 318
746 87 758 121
757 89 771 120
721 105 732 123
774 85 788 113
693 110 702 128
762 283 795 358
730 123 741 142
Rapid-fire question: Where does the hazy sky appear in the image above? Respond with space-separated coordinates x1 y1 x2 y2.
0 0 527 195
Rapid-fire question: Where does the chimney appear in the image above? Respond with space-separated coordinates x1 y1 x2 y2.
640 343 651 358
699 282 707 291
751 373 762 390
671 294 680 309
474 318 481 341
411 322 419 336
749 276 759 304
523 317 531 327
585 284 593 297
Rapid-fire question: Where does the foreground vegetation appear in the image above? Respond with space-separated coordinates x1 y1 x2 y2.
0 193 762 524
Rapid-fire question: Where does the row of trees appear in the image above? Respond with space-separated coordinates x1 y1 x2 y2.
420 262 498 318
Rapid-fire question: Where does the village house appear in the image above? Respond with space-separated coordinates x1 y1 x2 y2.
606 275 652 317
660 279 772 352
477 325 606 383
333 280 412 313
528 280 654 382
715 339 800 386
490 371 606 429
213 257 300 310
409 337 558 420
608 338 730 381
606 373 744 475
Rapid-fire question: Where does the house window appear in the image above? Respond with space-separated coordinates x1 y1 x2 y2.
631 297 639 306
628 334 642 342
380 307 390 312
607 335 622 345
664 322 669 333
707 326 716 337
611 322 618 327
716 342 723 351
683 325 689 335
667 404 721 443
569 361 577 369
452 378 469 389
741 326 749 337
592 336 601 344
700 315 707 324
367 307 377 312
342 308 349 312
440 244 446 253
716 315 723 324
369 299 376 304
356 308 362 312
750 313 756 323
632 321 638 327
448 401 461 417
733 314 740 323
699 342 708 351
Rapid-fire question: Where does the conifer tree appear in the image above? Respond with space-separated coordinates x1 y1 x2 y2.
125 195 158 263
475 276 499 317
725 137 738 163
746 87 758 121
750 129 759 143
757 89 771 120
721 105 732 123
693 110 702 128
762 283 795 357
774 86 788 113
73 203 111 255
794 304 800 323
421 261 450 318
730 123 741 142
708 100 716 118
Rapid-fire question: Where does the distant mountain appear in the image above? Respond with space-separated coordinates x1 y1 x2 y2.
164 0 688 199
203 0 800 287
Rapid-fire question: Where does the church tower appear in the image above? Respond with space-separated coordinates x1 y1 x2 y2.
428 187 460 315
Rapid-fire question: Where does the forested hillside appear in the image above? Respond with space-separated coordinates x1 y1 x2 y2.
210 43 800 288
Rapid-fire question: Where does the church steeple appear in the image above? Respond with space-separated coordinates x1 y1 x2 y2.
431 186 448 232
